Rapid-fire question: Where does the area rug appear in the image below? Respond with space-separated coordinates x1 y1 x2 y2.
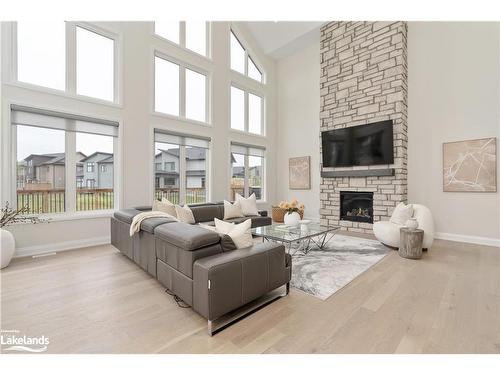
290 234 390 300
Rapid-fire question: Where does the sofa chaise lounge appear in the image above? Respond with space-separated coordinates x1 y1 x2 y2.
110 202 291 335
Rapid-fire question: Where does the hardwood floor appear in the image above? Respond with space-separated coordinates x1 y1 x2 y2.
1 238 499 354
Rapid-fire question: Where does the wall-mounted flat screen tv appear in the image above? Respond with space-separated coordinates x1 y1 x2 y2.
321 120 394 167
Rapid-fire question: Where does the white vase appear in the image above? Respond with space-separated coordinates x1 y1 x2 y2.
284 211 301 226
405 217 419 230
1 228 16 269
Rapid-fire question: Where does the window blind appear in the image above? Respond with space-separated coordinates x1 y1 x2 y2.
154 129 210 149
10 105 119 137
230 142 265 157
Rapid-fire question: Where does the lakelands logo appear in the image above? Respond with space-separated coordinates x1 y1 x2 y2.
1 330 49 353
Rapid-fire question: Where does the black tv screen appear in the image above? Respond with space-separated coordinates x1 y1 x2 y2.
321 120 394 167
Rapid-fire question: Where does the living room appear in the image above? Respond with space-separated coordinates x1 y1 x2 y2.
1 0 499 372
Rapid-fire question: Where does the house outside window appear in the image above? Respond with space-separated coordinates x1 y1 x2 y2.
154 130 210 205
87 162 94 172
230 142 265 201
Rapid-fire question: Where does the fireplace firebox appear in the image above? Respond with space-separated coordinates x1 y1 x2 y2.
340 191 374 223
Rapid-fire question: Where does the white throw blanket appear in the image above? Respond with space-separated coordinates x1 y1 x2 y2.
129 211 177 236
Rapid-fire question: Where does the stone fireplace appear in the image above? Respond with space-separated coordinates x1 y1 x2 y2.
319 22 408 233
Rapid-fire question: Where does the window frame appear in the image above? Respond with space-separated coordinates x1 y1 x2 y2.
154 51 211 125
11 22 121 105
10 104 121 218
153 130 211 206
229 29 264 83
153 21 211 59
229 144 266 202
230 82 265 136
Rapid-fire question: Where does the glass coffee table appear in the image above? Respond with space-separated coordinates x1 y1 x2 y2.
252 222 341 255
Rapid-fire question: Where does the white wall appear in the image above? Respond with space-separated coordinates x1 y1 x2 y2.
276 33 320 219
1 21 277 256
407 22 500 245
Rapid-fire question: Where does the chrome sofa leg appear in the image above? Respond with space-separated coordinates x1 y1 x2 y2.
208 320 213 336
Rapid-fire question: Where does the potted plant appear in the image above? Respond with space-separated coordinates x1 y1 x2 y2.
1 202 46 269
278 199 305 226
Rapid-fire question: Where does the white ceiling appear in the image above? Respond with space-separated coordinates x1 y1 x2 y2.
238 21 324 60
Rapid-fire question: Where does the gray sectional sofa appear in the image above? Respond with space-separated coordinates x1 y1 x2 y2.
110 202 291 335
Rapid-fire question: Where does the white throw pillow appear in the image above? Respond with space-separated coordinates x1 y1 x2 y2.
175 205 195 224
390 202 414 225
152 198 177 217
236 193 259 216
214 218 236 234
223 200 244 220
226 219 253 249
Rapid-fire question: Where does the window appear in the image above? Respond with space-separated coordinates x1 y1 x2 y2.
248 93 263 135
154 21 209 57
76 26 115 101
185 22 207 56
15 22 117 101
154 57 180 116
185 146 208 204
230 85 264 135
15 125 66 213
230 30 263 83
230 86 245 131
185 68 207 122
230 143 265 200
154 55 208 123
77 133 114 211
11 105 119 214
154 130 210 205
154 21 180 44
248 57 262 82
230 31 245 74
16 21 66 90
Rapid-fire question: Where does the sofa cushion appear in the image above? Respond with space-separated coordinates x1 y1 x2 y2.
154 222 220 251
198 220 215 227
140 217 176 234
113 209 141 224
191 205 223 223
246 215 272 228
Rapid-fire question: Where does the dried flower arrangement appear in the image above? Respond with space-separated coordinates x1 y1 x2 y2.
1 202 47 228
278 199 305 214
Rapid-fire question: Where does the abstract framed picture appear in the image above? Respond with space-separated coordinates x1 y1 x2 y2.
289 156 311 190
443 137 497 192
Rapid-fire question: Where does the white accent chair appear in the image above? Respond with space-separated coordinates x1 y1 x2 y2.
373 204 434 249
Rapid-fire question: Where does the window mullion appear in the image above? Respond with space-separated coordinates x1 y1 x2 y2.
65 132 77 213
179 145 187 205
180 22 186 48
66 22 77 94
244 154 249 197
180 66 186 118
243 91 248 133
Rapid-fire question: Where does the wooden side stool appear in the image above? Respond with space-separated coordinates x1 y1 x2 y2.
399 228 424 259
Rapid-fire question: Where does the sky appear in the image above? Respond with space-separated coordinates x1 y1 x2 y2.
17 125 113 161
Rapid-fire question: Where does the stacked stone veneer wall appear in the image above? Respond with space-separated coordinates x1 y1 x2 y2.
319 21 408 233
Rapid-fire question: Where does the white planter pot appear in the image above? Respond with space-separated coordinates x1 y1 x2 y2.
284 211 301 226
405 218 419 230
1 228 16 269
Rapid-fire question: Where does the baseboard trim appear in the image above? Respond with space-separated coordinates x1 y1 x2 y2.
435 232 500 247
14 236 111 259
